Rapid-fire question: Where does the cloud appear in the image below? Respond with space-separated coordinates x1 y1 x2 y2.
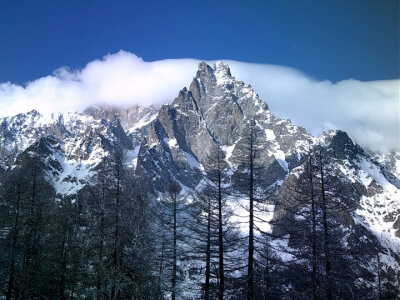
226 61 399 152
0 50 398 152
0 52 199 114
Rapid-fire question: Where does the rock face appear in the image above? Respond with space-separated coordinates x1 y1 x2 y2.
83 104 160 131
136 61 313 194
0 61 399 293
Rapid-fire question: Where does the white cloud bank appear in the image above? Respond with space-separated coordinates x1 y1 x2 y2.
0 50 398 152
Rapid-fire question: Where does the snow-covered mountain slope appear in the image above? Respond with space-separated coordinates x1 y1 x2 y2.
0 107 158 196
0 110 66 164
371 151 400 179
0 61 399 292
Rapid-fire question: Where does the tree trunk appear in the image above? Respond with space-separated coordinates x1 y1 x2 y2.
247 128 255 300
6 180 21 300
309 156 317 300
21 166 38 298
217 151 225 300
265 246 270 300
319 150 332 300
204 195 211 300
96 182 106 300
172 191 177 300
377 253 382 300
157 237 165 299
59 219 68 300
112 159 121 300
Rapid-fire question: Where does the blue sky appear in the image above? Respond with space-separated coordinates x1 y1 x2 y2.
0 0 398 83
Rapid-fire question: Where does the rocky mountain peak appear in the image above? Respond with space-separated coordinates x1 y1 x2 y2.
196 61 214 79
23 109 40 117
195 60 232 82
188 62 268 119
199 60 234 86
322 129 364 160
214 60 232 82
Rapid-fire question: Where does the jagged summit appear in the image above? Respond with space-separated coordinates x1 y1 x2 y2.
189 61 268 119
197 60 232 76
196 61 214 77
83 104 160 131
214 60 232 74
213 61 233 85
138 61 316 191
195 60 233 85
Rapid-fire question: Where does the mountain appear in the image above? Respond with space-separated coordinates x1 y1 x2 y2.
0 61 399 297
136 61 314 192
371 151 400 179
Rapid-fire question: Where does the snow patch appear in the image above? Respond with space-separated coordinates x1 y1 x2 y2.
274 150 289 173
214 61 233 86
222 142 238 169
228 197 274 234
124 145 140 169
183 151 200 169
164 137 178 148
127 112 157 133
265 129 275 141
359 158 396 192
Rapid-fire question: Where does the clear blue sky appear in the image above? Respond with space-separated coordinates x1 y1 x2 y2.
0 0 398 83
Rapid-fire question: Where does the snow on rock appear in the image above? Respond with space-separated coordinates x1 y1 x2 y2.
228 196 274 234
124 145 140 169
0 110 64 155
0 106 156 197
127 111 158 133
371 151 400 179
265 129 276 141
214 61 234 86
353 157 400 252
222 142 237 169
274 149 289 173
183 151 200 169
163 137 178 148
358 157 397 192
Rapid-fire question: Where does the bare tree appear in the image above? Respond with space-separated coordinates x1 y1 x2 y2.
234 118 264 299
155 181 187 300
0 171 23 300
202 146 229 300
